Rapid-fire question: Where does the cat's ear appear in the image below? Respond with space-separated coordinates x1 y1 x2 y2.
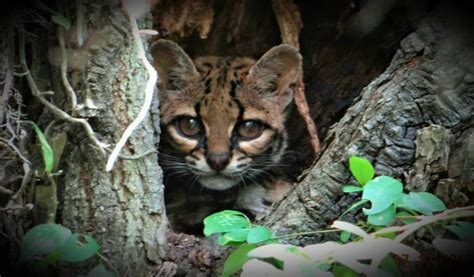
247 44 302 109
150 39 199 89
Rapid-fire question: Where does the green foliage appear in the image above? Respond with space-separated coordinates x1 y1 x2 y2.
339 230 351 242
247 225 273 244
26 121 54 174
204 156 472 277
51 15 71 30
445 221 474 242
332 264 359 277
61 234 100 262
344 157 446 226
20 223 71 261
204 210 251 238
349 156 374 185
221 244 257 277
19 223 116 276
203 210 274 274
401 192 446 215
362 176 403 215
379 254 402 277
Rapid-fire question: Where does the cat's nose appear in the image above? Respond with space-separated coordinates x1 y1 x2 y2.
206 152 230 172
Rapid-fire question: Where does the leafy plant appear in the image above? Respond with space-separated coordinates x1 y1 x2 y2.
203 210 274 276
203 156 474 277
19 223 117 276
343 156 446 226
26 121 54 174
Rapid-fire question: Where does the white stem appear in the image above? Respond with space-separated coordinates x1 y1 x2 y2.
105 14 158 171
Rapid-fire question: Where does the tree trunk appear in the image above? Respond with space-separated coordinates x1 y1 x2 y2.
265 2 474 244
58 2 166 274
2 0 167 275
1 0 473 276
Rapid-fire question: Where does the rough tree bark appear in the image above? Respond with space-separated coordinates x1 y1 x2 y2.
265 2 474 246
27 1 166 275
2 0 473 276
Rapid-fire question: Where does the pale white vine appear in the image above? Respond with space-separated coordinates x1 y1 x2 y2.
105 2 158 171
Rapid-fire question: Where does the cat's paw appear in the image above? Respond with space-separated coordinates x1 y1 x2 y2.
235 184 269 216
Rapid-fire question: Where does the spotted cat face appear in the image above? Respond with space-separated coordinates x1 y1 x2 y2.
151 40 302 190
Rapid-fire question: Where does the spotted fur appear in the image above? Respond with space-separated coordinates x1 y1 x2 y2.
151 39 302 232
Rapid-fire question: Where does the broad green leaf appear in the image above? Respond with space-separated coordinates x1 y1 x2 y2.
368 204 396 226
87 264 117 277
343 186 363 193
349 156 375 185
247 225 273 244
445 222 474 242
218 229 250 246
20 223 71 261
396 212 416 225
203 210 250 237
40 249 64 266
60 234 99 262
339 199 369 219
340 231 351 243
332 264 359 277
379 254 401 277
222 244 257 277
401 192 446 215
51 15 71 30
26 121 54 174
362 176 403 215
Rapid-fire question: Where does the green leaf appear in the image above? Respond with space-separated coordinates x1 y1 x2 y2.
332 264 359 277
203 210 250 237
349 156 375 185
375 231 396 240
43 248 63 262
343 186 363 193
401 192 446 215
368 204 396 226
87 264 117 277
339 199 369 219
445 222 474 242
60 234 100 262
247 226 273 244
396 212 416 225
340 231 351 243
222 244 257 277
51 15 71 30
26 121 54 174
218 229 250 246
20 223 71 261
362 176 403 215
379 254 401 277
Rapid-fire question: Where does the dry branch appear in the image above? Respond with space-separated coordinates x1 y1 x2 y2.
272 0 321 156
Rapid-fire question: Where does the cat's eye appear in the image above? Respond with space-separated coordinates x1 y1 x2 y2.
236 120 264 140
176 117 202 138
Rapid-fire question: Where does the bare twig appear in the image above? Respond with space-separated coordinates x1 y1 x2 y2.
58 27 78 115
18 26 108 157
295 78 320 155
11 163 32 200
105 9 158 171
0 137 31 165
75 0 84 46
105 147 157 160
272 0 321 157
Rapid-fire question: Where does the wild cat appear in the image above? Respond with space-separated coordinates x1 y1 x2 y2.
151 39 302 232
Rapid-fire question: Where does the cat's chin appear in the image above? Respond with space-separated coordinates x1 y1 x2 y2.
198 175 240 190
